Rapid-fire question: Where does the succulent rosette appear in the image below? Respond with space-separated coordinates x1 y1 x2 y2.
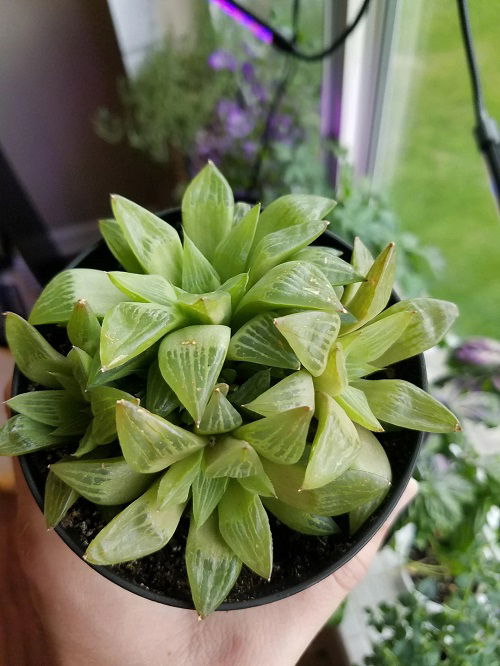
0 163 460 616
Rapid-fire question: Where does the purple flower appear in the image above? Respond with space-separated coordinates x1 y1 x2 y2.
241 62 255 82
217 99 254 138
242 141 258 158
208 50 237 72
455 337 500 368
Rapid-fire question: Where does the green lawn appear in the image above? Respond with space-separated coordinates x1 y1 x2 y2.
389 1 500 338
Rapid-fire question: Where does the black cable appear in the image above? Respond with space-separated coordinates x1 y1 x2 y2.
456 0 486 122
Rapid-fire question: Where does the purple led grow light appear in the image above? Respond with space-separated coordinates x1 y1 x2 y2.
209 0 273 44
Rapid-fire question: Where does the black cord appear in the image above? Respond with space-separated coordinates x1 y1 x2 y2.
456 0 486 122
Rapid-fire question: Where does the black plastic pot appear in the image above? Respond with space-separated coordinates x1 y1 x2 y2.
17 208 425 611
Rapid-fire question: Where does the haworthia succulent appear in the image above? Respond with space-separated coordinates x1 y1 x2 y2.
227 312 300 370
263 498 339 536
7 390 71 427
244 370 315 416
192 463 229 528
335 385 384 432
342 237 374 304
182 234 221 294
158 325 231 424
205 436 264 479
229 368 271 406
116 401 206 473
0 415 62 456
213 203 260 281
67 300 101 357
108 271 177 305
99 218 144 274
111 195 183 283
291 246 365 286
196 385 243 435
313 342 348 397
238 471 276 497
216 273 249 310
44 470 79 529
157 449 203 507
340 311 414 362
146 361 180 418
176 290 231 326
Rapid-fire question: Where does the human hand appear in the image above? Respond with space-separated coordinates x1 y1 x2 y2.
4 460 417 666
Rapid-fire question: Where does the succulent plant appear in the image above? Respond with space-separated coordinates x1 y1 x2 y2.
0 163 460 616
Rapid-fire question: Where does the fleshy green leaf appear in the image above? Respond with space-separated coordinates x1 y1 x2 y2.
340 311 414 362
291 246 365 286
29 269 127 325
67 300 101 356
238 471 276 497
44 470 79 528
85 480 185 564
5 312 69 388
234 407 312 464
227 313 300 370
218 481 272 579
67 347 93 398
192 463 229 527
86 348 155 388
340 243 396 334
158 325 231 424
335 386 384 432
111 195 183 283
349 426 392 533
116 401 206 473
196 385 243 435
0 415 61 455
50 456 152 505
233 201 252 223
146 361 180 418
108 271 176 305
353 379 461 433
372 298 459 366
274 311 340 376
345 359 380 380
216 273 249 310
262 459 390 516
230 369 271 406
313 342 348 397
181 162 234 261
101 301 184 370
252 194 336 248
205 436 264 479
182 234 221 293
213 203 260 281
157 449 203 507
99 218 144 273
244 370 315 417
176 290 231 325
342 237 374 304
234 261 345 325
263 498 339 536
7 390 69 427
303 392 360 490
248 220 327 285
186 511 242 617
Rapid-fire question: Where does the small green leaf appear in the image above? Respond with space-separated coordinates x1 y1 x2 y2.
248 220 327 285
85 480 185 564
86 386 139 445
44 470 79 528
192 463 229 527
182 234 221 293
335 386 384 432
313 342 348 397
219 481 272 579
186 511 242 617
158 325 231 424
101 301 184 370
244 370 314 417
99 218 144 273
342 237 374 304
340 311 414 362
345 359 379 380
263 498 339 536
196 385 242 435
157 449 203 507
146 361 180 418
253 194 336 248
181 162 234 261
213 203 260 280
227 313 300 370
108 271 176 305
51 456 152 505
86 348 155 388
176 290 231 325
303 392 360 490
354 379 461 433
349 426 392 533
116 401 206 473
340 243 396 334
262 459 390 516
230 369 271 406
234 261 345 325
0 415 61 455
234 407 312 464
5 312 69 388
216 273 249 310
67 300 101 356
238 471 276 497
274 311 340 376
233 202 252 223
7 390 68 426
67 347 93 398
371 298 459 366
111 195 183 283
29 269 127 325
291 246 365 286
205 436 264 479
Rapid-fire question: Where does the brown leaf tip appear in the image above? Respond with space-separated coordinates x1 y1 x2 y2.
454 423 462 432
